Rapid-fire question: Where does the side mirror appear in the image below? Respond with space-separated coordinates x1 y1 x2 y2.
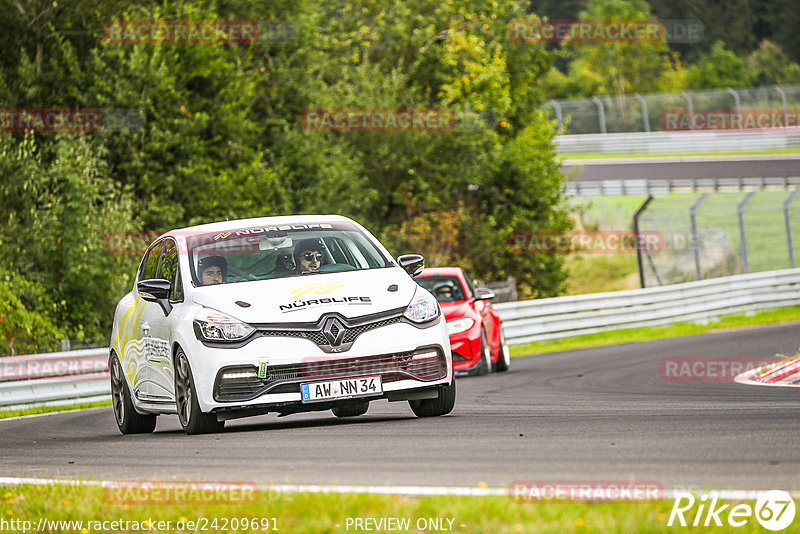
397 254 424 277
137 279 172 314
473 287 496 301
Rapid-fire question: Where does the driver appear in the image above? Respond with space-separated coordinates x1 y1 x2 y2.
198 255 227 285
434 284 455 302
293 238 325 273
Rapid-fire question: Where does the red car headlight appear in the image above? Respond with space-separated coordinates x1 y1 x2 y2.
447 318 475 335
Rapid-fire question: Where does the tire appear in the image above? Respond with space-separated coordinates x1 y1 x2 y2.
331 401 370 417
110 354 157 435
174 348 225 435
494 326 511 372
475 328 492 376
409 379 456 417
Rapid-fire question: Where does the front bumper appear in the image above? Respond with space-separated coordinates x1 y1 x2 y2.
185 319 452 412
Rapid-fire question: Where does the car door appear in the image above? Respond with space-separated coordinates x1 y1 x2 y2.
145 237 181 401
133 240 169 401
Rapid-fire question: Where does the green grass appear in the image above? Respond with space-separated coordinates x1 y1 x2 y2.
559 147 800 159
510 305 800 357
0 400 111 420
2 483 795 533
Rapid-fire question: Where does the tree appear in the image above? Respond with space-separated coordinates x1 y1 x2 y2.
746 40 800 86
686 40 753 89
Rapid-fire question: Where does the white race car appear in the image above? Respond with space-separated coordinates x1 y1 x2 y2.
109 215 455 434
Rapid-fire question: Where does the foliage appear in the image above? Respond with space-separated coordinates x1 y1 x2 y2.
0 133 138 344
0 269 65 356
686 40 753 89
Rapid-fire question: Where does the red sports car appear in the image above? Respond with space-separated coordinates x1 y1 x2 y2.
415 267 510 375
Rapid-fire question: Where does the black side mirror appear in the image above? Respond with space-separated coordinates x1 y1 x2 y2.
137 278 172 314
397 254 424 277
473 287 496 301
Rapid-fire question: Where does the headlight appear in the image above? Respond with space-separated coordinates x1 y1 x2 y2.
194 308 254 341
403 286 440 323
447 318 474 335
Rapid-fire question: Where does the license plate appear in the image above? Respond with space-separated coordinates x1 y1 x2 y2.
300 376 382 403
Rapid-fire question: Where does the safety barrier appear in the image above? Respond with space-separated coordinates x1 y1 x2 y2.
4 268 800 408
555 130 800 154
0 348 109 409
494 268 800 345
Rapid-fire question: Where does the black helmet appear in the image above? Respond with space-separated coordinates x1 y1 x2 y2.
292 238 325 266
197 255 227 281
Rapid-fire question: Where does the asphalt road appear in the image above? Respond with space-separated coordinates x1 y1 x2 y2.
2 323 800 490
562 157 800 181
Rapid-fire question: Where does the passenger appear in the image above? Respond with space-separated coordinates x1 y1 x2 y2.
198 255 227 285
293 239 325 274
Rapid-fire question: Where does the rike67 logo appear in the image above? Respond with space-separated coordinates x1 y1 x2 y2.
669 490 796 531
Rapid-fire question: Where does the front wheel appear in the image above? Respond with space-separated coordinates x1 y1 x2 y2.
110 354 156 435
174 348 225 435
494 327 511 372
475 328 492 376
332 401 369 417
409 380 456 417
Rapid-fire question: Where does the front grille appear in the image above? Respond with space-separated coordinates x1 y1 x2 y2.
341 317 401 343
256 313 403 352
214 349 447 402
260 329 328 346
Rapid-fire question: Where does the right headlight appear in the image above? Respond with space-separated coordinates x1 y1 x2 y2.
194 307 254 341
403 286 440 323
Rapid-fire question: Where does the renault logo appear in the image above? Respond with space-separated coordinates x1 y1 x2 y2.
322 317 346 346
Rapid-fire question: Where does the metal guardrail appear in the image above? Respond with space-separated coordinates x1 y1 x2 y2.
0 348 109 408
4 268 800 409
495 268 800 345
555 131 800 155
564 176 800 196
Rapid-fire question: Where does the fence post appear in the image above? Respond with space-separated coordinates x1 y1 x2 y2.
680 91 695 130
784 188 800 268
547 99 564 131
738 191 756 273
775 85 789 128
633 195 654 288
591 96 607 134
726 88 741 128
633 94 650 132
690 193 709 280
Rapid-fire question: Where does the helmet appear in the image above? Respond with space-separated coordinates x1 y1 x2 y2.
197 255 227 281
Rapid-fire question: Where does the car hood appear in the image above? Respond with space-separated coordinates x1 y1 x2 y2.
439 300 475 322
191 268 416 323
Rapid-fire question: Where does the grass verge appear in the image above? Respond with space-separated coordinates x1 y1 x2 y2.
0 400 111 420
1 483 791 534
510 305 800 357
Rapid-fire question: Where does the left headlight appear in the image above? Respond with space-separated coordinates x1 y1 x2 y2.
194 308 255 341
404 286 440 323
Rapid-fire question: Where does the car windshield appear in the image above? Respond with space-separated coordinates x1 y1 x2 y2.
416 275 466 302
187 222 390 285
